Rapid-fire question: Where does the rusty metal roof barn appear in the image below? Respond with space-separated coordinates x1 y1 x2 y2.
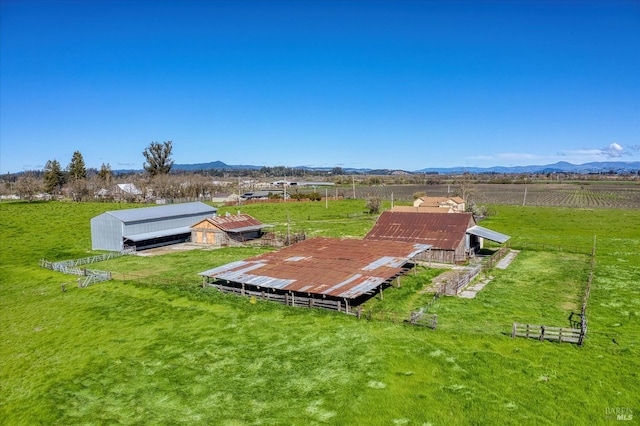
199 237 430 311
365 211 475 249
204 213 268 233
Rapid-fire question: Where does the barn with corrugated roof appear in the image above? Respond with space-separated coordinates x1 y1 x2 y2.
199 237 430 313
91 201 217 251
191 213 271 246
365 211 509 263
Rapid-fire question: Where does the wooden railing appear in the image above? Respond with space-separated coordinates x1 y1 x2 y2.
512 323 583 344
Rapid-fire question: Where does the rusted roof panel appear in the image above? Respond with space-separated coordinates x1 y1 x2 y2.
197 213 267 232
199 237 430 299
365 211 475 250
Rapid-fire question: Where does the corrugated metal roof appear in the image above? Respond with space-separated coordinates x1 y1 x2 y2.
467 225 510 244
106 202 217 223
199 237 430 299
365 211 475 250
196 214 267 233
123 226 192 242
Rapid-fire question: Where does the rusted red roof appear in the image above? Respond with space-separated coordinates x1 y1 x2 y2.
200 214 265 232
365 211 475 250
199 237 430 299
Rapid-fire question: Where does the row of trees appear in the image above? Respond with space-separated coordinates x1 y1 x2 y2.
6 141 175 202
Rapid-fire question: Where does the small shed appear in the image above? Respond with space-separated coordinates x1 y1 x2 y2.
191 213 269 246
91 201 217 251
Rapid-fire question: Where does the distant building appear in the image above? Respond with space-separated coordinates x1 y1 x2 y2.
391 205 455 214
211 193 240 204
113 183 143 201
413 196 465 212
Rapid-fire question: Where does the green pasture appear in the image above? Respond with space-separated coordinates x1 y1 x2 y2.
1 200 638 425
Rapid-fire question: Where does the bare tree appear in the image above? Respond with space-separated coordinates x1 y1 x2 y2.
15 173 43 202
143 141 174 177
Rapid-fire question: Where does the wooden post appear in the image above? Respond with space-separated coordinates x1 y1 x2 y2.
512 323 516 338
241 282 245 296
337 300 341 312
540 325 545 341
379 286 384 300
357 306 362 319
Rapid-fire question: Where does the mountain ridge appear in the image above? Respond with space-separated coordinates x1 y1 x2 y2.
167 160 640 174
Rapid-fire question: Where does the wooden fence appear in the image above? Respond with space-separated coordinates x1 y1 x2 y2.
440 264 482 296
512 323 583 344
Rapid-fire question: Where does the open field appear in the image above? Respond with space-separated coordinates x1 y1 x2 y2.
1 200 639 424
350 182 640 209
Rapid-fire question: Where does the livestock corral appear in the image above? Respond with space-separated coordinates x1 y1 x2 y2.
353 182 640 209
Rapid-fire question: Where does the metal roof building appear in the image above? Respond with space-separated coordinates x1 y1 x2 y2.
190 213 271 246
91 202 217 251
199 237 430 312
365 211 509 263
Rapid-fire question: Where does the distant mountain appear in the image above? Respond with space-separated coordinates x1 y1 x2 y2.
110 160 640 175
172 161 261 171
415 161 640 174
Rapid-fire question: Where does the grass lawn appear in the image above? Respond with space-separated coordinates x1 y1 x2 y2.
1 201 638 425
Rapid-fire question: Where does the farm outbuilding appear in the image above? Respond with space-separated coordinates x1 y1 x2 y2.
414 196 466 212
91 201 217 251
191 213 271 246
199 237 430 313
365 211 509 264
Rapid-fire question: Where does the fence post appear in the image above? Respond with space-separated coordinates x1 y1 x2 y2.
512 323 516 338
540 325 545 341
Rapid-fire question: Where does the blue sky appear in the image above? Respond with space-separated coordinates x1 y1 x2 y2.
1 0 639 173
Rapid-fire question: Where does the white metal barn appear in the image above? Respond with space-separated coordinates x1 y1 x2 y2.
90 202 217 251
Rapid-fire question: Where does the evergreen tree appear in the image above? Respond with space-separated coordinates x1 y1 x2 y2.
97 163 113 187
67 151 86 180
143 141 174 177
43 159 65 194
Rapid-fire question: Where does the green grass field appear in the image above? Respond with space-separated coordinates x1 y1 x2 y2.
1 200 638 425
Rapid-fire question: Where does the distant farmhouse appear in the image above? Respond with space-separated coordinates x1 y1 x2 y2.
91 202 217 251
413 196 466 212
191 213 271 246
365 211 509 264
113 183 144 201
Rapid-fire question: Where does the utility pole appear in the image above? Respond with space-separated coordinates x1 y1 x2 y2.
352 175 356 199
